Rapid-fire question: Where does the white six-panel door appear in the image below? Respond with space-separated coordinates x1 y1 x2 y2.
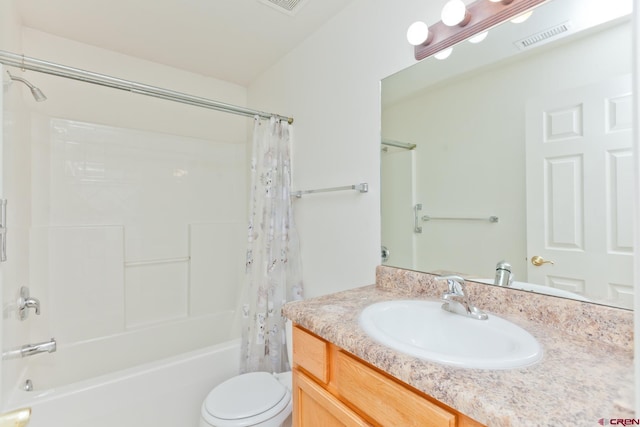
525 75 633 307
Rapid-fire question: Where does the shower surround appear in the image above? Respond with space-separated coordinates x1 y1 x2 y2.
23 115 247 385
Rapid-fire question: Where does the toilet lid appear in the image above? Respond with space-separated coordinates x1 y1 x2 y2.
204 372 288 422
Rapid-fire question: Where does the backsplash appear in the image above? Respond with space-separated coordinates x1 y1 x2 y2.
376 265 633 352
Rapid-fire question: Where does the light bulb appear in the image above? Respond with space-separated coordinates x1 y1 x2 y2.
407 21 431 46
468 31 488 44
510 10 533 23
441 0 470 27
434 47 453 60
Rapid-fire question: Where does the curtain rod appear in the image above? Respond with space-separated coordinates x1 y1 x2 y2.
0 50 294 124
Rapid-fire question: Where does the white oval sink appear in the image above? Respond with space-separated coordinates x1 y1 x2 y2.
359 300 542 370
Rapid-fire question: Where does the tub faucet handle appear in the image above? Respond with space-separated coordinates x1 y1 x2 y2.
18 286 41 320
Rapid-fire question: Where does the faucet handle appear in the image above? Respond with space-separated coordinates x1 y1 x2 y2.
436 275 466 295
436 276 488 320
17 287 41 320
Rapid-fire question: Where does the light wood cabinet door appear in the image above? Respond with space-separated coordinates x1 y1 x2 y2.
335 350 456 427
292 369 372 427
293 325 329 383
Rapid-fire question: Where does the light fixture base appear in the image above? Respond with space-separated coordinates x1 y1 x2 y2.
414 0 546 61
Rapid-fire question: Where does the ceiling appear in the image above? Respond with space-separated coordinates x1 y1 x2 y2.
18 0 355 86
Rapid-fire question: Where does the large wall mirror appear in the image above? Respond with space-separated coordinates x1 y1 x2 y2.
381 0 633 309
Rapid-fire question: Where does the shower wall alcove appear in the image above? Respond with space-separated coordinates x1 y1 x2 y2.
1 28 266 405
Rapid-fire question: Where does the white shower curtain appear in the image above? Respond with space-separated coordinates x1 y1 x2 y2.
240 116 303 374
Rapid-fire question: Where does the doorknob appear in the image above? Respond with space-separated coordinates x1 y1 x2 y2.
531 256 554 266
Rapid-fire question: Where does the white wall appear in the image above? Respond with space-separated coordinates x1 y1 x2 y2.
248 0 437 298
382 22 631 280
21 28 249 143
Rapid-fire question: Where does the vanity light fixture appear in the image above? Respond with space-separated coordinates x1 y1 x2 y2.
434 47 454 60
468 31 488 43
407 21 433 46
441 0 471 27
411 0 546 61
510 10 533 23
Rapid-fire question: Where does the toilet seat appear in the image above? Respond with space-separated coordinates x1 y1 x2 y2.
202 372 291 427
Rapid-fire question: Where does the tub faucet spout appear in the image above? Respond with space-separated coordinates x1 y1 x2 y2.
21 338 56 358
2 338 56 360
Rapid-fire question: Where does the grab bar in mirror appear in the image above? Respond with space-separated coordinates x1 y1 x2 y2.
293 183 368 198
381 138 416 150
414 204 423 233
422 215 499 223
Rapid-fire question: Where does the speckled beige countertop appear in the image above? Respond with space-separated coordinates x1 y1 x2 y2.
283 266 634 427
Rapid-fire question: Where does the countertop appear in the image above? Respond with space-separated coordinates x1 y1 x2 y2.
283 266 634 427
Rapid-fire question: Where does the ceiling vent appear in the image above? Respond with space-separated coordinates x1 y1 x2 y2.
514 21 573 50
258 0 309 15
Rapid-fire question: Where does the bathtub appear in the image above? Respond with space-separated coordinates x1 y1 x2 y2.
6 336 241 427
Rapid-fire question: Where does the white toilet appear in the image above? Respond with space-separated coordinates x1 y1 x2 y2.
199 322 293 427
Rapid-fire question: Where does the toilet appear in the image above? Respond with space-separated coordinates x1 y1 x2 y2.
199 322 293 427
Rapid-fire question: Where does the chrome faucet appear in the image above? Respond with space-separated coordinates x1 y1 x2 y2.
437 275 488 320
17 286 41 320
494 261 513 287
2 338 57 360
20 339 56 358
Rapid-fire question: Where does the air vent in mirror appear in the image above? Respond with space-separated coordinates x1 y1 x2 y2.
515 21 573 50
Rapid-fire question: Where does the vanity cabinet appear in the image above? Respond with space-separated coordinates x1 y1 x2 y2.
292 325 485 427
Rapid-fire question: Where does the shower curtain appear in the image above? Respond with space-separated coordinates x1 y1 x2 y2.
240 116 303 374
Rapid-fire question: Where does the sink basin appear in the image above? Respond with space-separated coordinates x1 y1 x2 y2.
359 300 542 370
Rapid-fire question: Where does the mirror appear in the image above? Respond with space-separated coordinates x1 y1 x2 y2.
381 0 633 309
